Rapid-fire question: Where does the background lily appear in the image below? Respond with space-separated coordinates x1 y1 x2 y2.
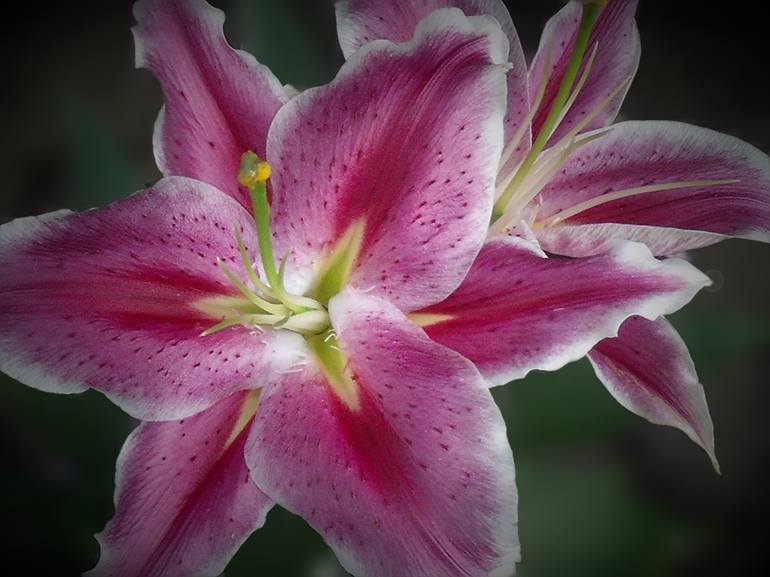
338 0 770 470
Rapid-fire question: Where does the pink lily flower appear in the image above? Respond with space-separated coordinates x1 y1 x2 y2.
0 1 724 576
338 0 770 470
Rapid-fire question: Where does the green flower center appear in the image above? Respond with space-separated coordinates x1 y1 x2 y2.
199 152 332 337
198 151 364 336
197 151 365 410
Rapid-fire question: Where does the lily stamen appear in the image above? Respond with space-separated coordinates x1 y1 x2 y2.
492 2 604 222
492 73 631 229
234 228 276 299
202 151 330 337
535 178 742 228
496 41 599 197
201 313 286 337
492 130 610 236
216 259 290 316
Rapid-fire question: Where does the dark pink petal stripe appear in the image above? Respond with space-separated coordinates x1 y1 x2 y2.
419 238 709 387
87 391 272 577
246 292 519 577
528 0 639 145
588 316 718 469
535 121 770 256
336 0 531 165
0 178 304 420
269 9 508 310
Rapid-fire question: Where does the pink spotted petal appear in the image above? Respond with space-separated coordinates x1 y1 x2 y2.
336 0 531 166
534 121 770 256
418 238 710 387
269 9 508 310
246 292 519 577
588 316 718 470
87 391 272 577
0 177 303 420
133 0 288 210
528 0 639 145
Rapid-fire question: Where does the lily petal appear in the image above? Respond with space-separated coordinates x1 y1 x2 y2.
336 0 531 166
588 316 718 470
534 121 770 256
247 292 518 577
268 9 508 310
528 0 639 145
0 177 303 420
87 391 272 577
417 238 710 387
133 0 288 210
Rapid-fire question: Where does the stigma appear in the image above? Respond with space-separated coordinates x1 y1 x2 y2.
238 151 272 188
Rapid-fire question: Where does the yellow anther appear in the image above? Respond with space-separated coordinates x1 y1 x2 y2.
255 161 271 182
238 150 271 188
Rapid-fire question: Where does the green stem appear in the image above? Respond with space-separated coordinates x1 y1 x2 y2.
250 182 281 290
491 2 601 223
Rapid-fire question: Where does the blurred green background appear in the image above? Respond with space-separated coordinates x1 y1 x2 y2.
1 1 768 576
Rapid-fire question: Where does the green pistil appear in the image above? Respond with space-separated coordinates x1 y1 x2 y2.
238 151 322 315
239 151 282 292
250 182 281 289
491 2 602 223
